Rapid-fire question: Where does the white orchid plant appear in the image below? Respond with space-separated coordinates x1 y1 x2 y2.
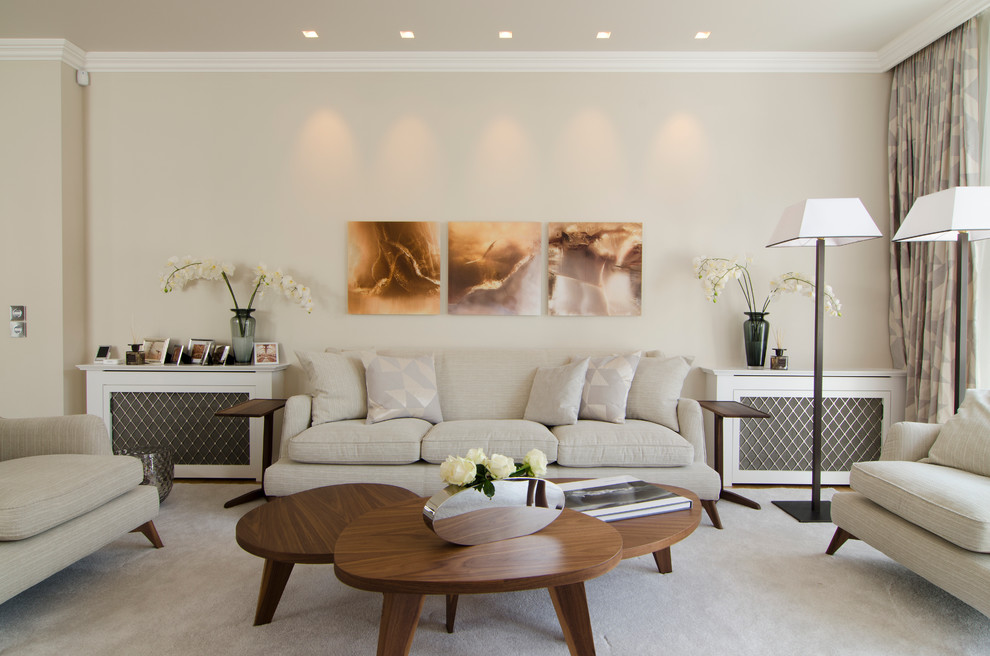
160 256 314 315
692 256 841 317
440 448 548 498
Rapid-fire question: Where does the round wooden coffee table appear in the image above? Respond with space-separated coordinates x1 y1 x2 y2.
235 483 419 625
334 498 623 656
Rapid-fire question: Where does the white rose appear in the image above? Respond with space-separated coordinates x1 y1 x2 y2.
485 453 516 480
523 448 548 477
440 456 477 487
465 447 487 464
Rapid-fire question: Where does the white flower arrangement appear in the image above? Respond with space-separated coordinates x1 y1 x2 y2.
160 256 314 314
440 448 548 498
692 256 841 317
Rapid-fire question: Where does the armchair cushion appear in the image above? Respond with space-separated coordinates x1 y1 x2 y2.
928 389 990 477
0 454 143 541
851 460 990 552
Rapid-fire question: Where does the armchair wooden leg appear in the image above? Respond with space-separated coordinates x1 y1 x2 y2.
131 521 164 548
700 499 723 529
826 527 856 555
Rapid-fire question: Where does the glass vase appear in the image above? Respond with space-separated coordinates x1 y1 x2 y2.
743 311 770 367
230 308 256 363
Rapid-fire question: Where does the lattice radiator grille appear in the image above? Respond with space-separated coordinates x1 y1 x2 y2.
110 391 249 465
738 395 882 472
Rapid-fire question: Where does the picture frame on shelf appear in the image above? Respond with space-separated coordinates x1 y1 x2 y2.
253 342 279 365
167 344 184 365
142 338 170 365
212 344 230 366
187 338 213 365
94 345 112 363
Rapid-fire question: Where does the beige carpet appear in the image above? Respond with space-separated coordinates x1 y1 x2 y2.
1 483 988 655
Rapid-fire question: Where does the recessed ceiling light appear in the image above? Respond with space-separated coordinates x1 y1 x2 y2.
499 31 513 39
301 30 319 39
695 31 711 40
400 30 415 39
596 32 611 39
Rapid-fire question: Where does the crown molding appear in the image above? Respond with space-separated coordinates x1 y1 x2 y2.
877 0 990 69
79 50 882 74
0 39 86 69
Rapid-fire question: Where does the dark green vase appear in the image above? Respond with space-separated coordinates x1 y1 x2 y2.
743 311 769 367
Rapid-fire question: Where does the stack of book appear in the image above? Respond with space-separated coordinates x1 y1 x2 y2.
557 475 692 522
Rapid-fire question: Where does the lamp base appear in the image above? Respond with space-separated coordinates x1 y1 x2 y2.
772 500 832 523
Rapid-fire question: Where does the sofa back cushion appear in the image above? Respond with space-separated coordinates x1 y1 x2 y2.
928 389 990 477
297 350 367 425
626 353 693 432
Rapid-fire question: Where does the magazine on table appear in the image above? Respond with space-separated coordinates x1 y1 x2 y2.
557 475 692 521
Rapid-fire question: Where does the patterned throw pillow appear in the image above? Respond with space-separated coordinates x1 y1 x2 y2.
928 389 990 477
523 358 590 427
578 353 642 423
362 352 443 425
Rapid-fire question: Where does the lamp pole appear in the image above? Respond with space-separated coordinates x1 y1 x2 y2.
954 232 969 413
811 238 825 514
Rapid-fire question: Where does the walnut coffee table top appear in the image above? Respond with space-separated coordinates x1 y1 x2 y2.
236 483 419 564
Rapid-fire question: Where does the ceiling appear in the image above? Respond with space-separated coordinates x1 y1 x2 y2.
1 0 989 71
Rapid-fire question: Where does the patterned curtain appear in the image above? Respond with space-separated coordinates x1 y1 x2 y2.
888 19 981 423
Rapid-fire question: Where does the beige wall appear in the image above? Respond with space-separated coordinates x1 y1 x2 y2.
0 61 86 417
47 68 894 406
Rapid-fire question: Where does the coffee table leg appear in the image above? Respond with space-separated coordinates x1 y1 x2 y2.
652 547 672 574
254 559 294 626
445 594 458 633
548 582 597 656
377 592 425 656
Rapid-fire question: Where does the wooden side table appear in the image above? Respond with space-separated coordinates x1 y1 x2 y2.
697 400 770 513
215 398 287 508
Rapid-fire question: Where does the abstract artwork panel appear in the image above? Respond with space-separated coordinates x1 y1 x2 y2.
548 222 642 316
347 221 441 315
448 222 542 316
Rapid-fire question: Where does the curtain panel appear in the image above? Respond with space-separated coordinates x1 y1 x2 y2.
888 19 981 423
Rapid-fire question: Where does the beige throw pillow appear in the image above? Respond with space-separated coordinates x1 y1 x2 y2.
625 354 693 432
296 350 367 425
927 389 990 477
524 358 590 427
362 352 443 425
578 352 641 424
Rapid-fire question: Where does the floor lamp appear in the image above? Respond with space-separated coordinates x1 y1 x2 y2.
892 186 990 413
767 198 881 523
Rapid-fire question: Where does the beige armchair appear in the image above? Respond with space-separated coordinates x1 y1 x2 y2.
0 414 162 605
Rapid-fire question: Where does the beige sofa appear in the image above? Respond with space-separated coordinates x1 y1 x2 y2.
265 348 724 526
827 391 990 618
0 415 162 605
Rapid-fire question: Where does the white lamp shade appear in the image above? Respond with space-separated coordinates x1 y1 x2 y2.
767 198 881 248
892 186 990 242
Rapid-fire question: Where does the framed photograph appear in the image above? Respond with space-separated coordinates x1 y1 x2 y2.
187 338 213 365
168 344 184 365
142 338 170 364
94 345 112 362
213 344 230 366
253 342 279 365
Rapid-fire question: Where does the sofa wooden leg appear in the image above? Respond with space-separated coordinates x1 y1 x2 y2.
131 520 164 548
826 527 856 555
701 499 723 529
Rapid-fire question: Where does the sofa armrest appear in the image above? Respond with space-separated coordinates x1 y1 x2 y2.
277 394 314 459
676 398 707 464
880 421 942 462
0 414 111 461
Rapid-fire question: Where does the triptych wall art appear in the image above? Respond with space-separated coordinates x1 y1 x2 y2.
346 220 642 317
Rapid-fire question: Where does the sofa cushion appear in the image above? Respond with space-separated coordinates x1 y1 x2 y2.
523 359 589 426
928 389 990 478
287 418 430 465
0 454 143 541
420 420 558 464
362 352 443 425
851 460 990 552
297 350 367 425
578 352 641 424
625 354 692 432
552 420 695 467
